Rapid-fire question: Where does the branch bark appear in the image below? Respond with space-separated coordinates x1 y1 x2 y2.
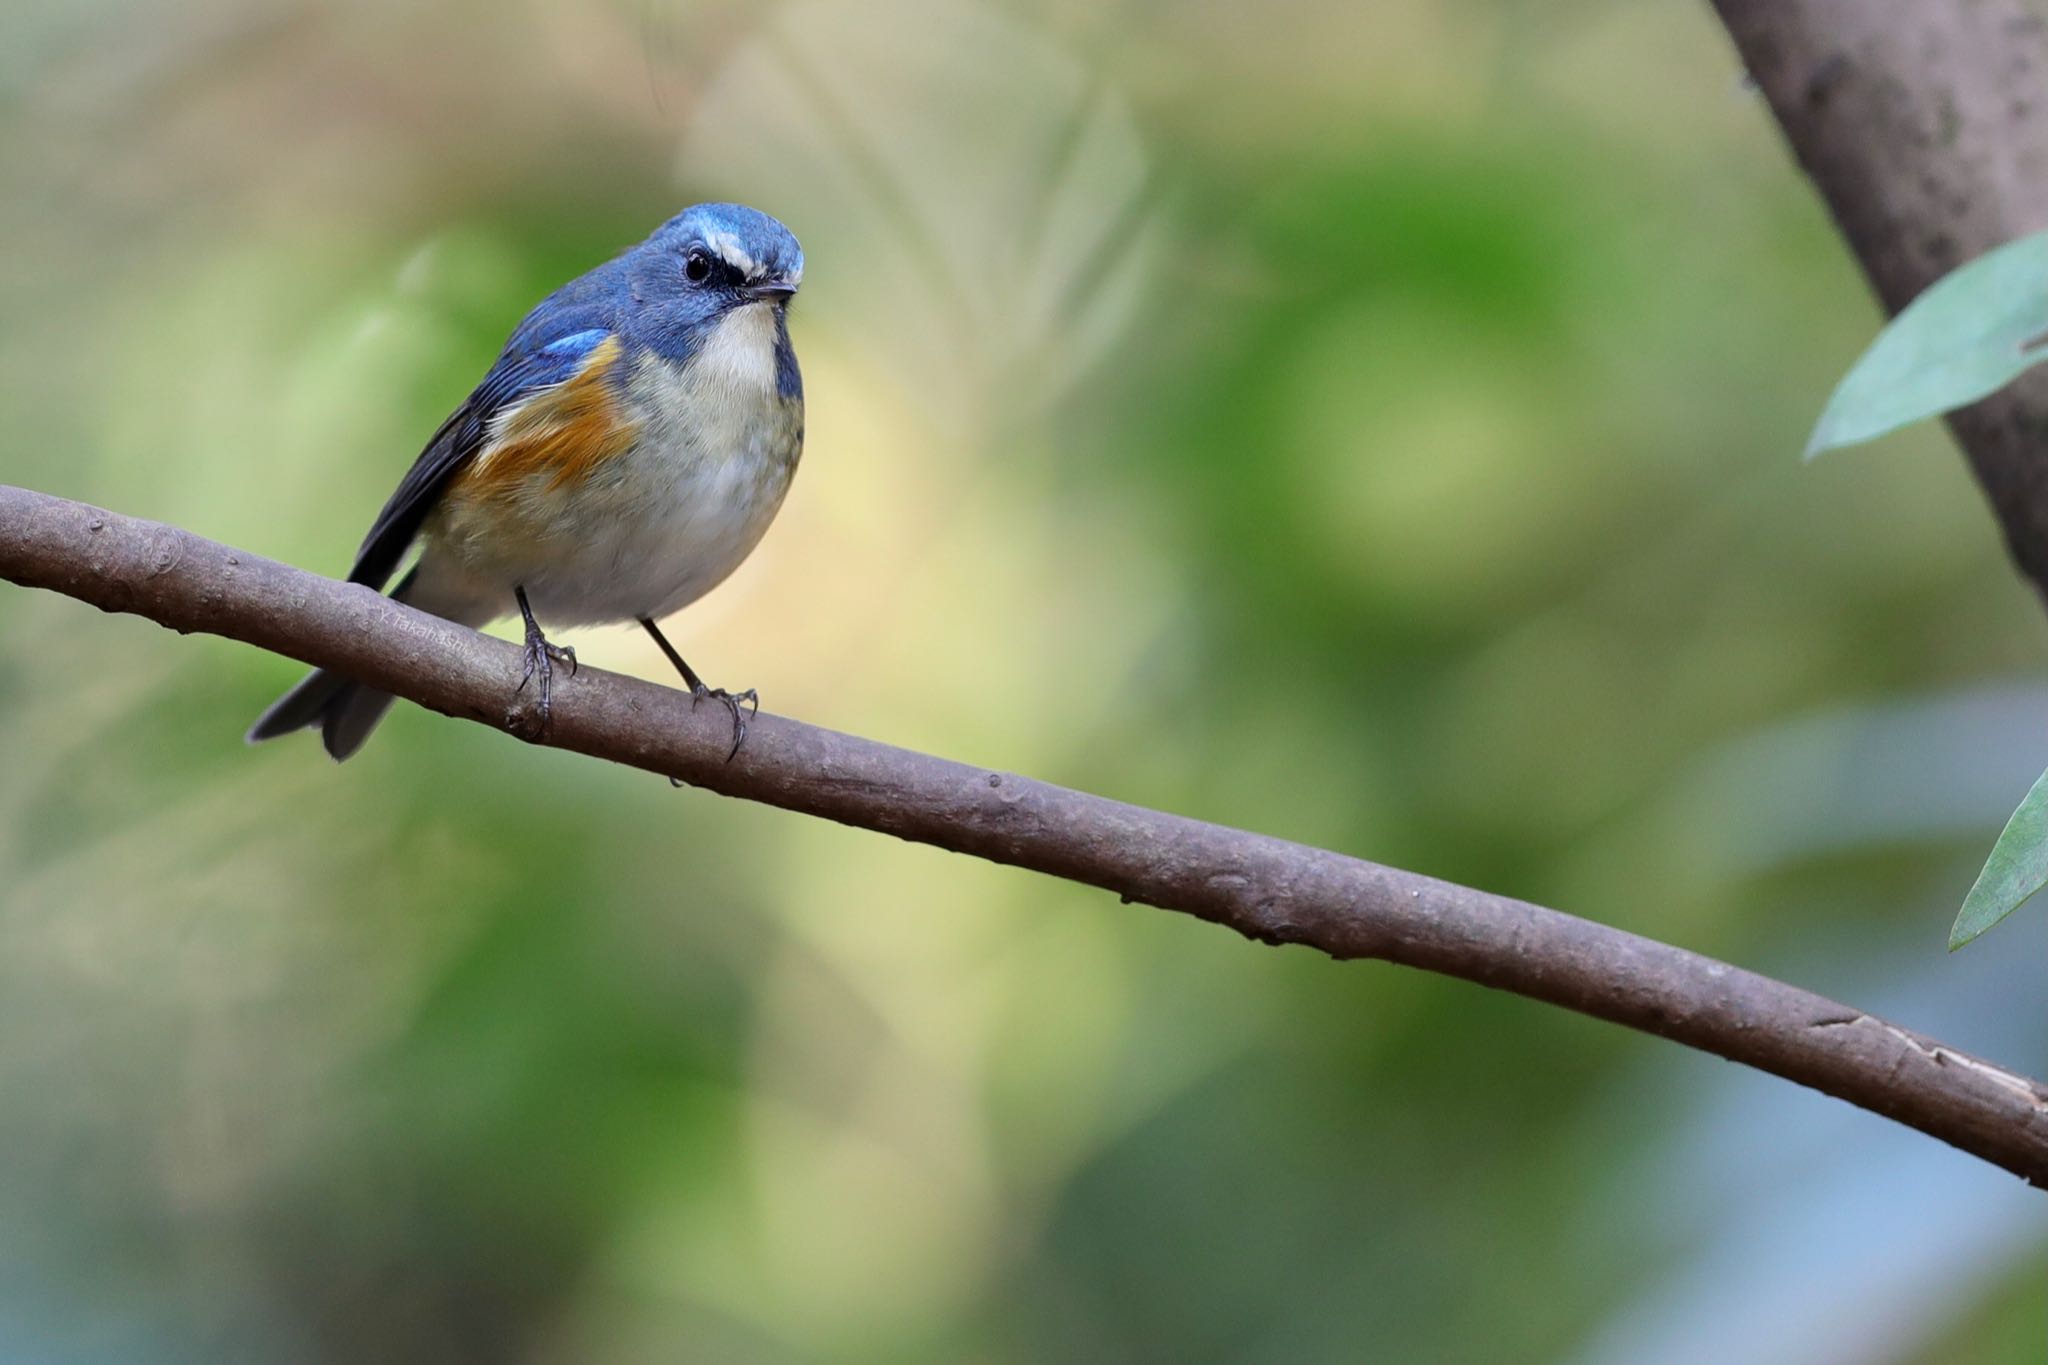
1711 0 2048 600
4 483 2047 1182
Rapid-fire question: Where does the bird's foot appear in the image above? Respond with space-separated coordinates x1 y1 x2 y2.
512 629 577 738
691 683 759 762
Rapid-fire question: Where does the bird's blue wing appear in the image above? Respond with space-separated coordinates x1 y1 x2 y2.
345 318 617 592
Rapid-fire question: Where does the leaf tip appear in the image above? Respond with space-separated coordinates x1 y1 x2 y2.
1802 411 1847 461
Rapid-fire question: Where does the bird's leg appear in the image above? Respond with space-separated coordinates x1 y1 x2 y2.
513 586 577 735
639 617 757 762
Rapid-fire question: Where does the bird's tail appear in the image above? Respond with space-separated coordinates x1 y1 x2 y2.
245 664 398 761
246 565 493 761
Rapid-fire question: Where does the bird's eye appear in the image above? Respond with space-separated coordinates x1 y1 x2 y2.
684 250 712 284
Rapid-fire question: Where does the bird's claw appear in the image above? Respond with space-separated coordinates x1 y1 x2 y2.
691 683 759 762
514 632 577 737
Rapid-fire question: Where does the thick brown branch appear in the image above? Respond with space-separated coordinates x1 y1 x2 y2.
1711 0 2048 601
4 482 2048 1183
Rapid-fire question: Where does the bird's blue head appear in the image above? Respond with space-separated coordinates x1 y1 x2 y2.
654 202 804 292
619 202 803 359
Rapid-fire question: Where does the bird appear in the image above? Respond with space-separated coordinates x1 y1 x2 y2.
248 201 805 762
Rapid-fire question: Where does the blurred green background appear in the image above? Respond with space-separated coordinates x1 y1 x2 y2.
3 0 2045 1360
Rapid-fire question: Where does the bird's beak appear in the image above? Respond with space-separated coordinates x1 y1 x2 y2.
747 280 798 302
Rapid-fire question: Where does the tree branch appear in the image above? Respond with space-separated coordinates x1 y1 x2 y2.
1711 0 2048 602
5 484 2047 1183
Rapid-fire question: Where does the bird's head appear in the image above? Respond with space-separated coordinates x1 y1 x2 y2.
626 202 803 341
617 202 804 388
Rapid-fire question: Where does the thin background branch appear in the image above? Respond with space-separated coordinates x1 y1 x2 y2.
5 483 2047 1185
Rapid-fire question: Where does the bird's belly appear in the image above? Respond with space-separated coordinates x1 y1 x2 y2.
429 386 803 628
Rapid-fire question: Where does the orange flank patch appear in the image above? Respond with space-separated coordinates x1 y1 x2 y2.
459 336 640 499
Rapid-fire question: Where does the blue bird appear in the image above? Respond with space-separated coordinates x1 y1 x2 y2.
249 202 805 760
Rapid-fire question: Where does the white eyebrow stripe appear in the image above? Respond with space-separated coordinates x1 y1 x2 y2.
702 228 762 280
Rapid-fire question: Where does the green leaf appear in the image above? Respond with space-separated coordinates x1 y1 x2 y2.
1807 230 2048 458
1952 765 2048 949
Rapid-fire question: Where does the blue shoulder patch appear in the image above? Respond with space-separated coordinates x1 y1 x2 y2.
468 327 617 422
540 328 612 360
